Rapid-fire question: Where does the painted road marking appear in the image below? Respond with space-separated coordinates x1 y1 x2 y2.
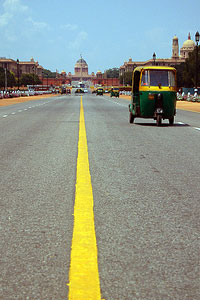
68 97 101 300
195 127 200 131
3 115 8 118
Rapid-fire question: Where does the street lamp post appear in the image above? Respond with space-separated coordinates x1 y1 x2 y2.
4 63 7 91
17 59 20 90
32 65 35 90
42 70 43 90
195 31 199 89
153 52 156 66
47 74 49 90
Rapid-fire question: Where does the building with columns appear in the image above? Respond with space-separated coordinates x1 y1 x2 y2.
119 33 195 77
0 57 43 78
53 57 119 86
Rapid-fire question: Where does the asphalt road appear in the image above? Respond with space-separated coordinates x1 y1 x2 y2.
0 93 199 300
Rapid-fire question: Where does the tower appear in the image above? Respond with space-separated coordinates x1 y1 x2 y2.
172 35 179 59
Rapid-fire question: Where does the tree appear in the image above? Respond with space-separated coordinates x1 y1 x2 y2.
0 67 16 88
173 63 185 88
0 67 5 88
173 45 200 88
119 71 132 86
20 73 41 86
105 68 119 78
43 69 57 78
8 71 16 88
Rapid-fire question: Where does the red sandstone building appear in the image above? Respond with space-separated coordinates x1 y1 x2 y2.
0 57 43 78
0 55 119 87
47 57 119 87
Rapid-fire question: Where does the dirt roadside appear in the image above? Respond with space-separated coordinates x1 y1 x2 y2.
0 94 58 107
118 95 200 113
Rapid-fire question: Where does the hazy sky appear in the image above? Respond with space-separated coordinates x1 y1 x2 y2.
0 0 199 73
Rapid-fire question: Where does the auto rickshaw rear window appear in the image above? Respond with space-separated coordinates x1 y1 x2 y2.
141 70 176 87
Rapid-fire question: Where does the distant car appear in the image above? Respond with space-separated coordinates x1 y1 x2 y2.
84 88 88 93
75 88 84 94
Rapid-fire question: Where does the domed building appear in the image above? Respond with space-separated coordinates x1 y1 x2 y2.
180 33 195 58
74 57 88 76
119 33 196 77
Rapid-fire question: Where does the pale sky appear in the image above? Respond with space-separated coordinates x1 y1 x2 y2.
0 0 199 73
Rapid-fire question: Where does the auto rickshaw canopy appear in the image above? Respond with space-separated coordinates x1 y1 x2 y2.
132 66 177 92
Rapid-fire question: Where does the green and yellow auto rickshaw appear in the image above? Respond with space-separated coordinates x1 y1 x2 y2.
96 88 104 95
129 66 177 126
110 87 119 97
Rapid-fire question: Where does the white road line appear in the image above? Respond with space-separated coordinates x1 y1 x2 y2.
105 100 200 130
24 109 27 111
3 115 8 118
18 110 22 112
11 112 16 115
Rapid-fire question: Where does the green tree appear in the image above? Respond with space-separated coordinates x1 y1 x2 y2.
173 45 200 88
105 68 119 78
20 73 41 86
173 63 185 88
43 69 57 78
0 67 16 88
119 71 132 86
8 71 16 88
0 67 5 88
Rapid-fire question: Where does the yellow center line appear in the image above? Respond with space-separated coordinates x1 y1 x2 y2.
68 96 102 300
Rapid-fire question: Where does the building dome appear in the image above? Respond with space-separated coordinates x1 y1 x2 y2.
74 56 88 76
182 39 195 48
182 33 195 49
180 33 195 59
75 57 88 67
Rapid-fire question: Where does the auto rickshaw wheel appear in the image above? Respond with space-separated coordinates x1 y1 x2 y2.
129 112 134 124
169 117 174 125
156 115 162 126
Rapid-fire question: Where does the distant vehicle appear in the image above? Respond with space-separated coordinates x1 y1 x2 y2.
61 87 66 94
79 82 85 88
92 89 97 94
110 87 119 97
66 89 71 94
96 88 104 96
84 88 88 93
75 88 84 94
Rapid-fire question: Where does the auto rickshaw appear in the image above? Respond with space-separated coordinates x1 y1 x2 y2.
96 88 104 95
129 66 177 126
110 87 119 97
75 88 84 94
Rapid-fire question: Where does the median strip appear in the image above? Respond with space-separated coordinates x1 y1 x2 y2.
68 96 101 299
